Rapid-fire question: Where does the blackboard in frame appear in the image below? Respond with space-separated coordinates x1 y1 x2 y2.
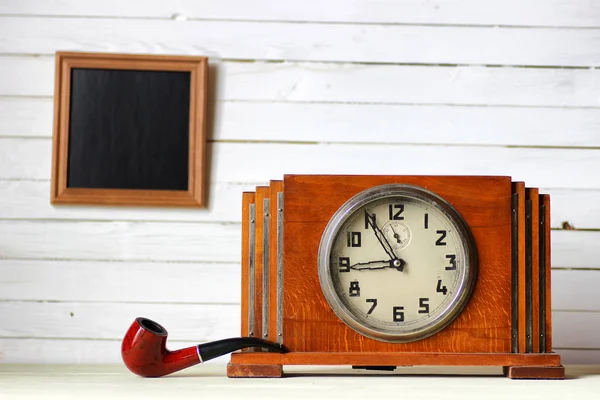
51 51 208 207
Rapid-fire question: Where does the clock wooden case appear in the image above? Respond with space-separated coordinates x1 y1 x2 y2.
228 175 564 379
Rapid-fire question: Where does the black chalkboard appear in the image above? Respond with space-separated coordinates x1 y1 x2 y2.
68 68 191 191
51 52 208 207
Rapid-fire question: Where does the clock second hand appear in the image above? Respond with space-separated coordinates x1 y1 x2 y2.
389 224 402 243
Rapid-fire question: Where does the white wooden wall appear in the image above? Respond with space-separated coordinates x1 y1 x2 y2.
0 0 599 365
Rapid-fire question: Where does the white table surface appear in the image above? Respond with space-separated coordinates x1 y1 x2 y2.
1 364 599 399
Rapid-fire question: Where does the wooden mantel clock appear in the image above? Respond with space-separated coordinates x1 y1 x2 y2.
227 175 564 379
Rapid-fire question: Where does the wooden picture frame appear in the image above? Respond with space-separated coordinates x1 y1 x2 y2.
51 51 208 207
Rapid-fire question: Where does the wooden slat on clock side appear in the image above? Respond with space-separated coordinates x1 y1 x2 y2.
527 188 540 353
268 181 283 344
542 194 553 352
253 186 269 341
513 182 526 353
282 175 513 353
229 351 562 367
240 191 255 337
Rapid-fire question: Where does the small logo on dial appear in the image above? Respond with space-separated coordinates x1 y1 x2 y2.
382 221 411 251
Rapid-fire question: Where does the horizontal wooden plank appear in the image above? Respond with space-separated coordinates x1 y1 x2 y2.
0 342 595 366
546 189 600 230
3 56 600 108
0 338 129 364
179 143 600 192
0 261 595 311
551 270 600 312
0 302 595 363
2 181 599 230
0 338 188 365
0 180 252 223
5 97 600 148
554 349 600 365
551 230 599 269
0 97 53 137
0 260 240 304
0 221 597 269
2 139 599 190
0 220 240 263
1 0 599 27
0 301 239 342
0 339 233 364
2 17 600 67
553 311 600 349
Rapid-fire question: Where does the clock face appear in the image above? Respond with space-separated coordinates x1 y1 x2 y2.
318 184 477 343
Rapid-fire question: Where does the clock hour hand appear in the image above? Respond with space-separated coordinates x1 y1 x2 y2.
364 210 402 261
350 259 406 271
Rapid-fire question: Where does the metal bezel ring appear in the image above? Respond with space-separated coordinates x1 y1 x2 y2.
317 183 478 343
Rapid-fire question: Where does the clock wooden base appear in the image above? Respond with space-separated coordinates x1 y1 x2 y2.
227 352 564 379
230 175 563 380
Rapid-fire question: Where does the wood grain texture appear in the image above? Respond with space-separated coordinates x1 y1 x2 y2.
281 175 512 353
0 301 239 341
543 195 553 352
4 0 600 27
0 338 593 365
0 220 598 270
230 351 562 367
0 300 594 352
268 181 283 344
0 0 597 366
3 17 600 66
0 260 240 303
6 0 600 28
0 220 241 262
513 182 526 353
7 57 600 108
51 52 208 207
0 180 254 223
0 261 595 309
7 139 600 191
252 187 269 340
7 96 600 149
240 192 255 337
227 362 283 378
506 365 565 379
527 188 540 353
2 180 600 230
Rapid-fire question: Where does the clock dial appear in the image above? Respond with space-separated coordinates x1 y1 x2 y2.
318 184 477 343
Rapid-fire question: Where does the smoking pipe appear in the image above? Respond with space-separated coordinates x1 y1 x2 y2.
122 317 285 377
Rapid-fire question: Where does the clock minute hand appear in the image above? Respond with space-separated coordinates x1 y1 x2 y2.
364 210 399 261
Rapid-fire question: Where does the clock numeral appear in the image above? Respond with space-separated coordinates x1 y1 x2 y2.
364 212 376 230
436 279 448 295
418 298 430 314
388 204 405 220
339 257 350 273
346 231 362 247
435 230 447 246
445 254 457 270
424 213 429 229
349 281 361 297
366 299 378 314
393 306 405 322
